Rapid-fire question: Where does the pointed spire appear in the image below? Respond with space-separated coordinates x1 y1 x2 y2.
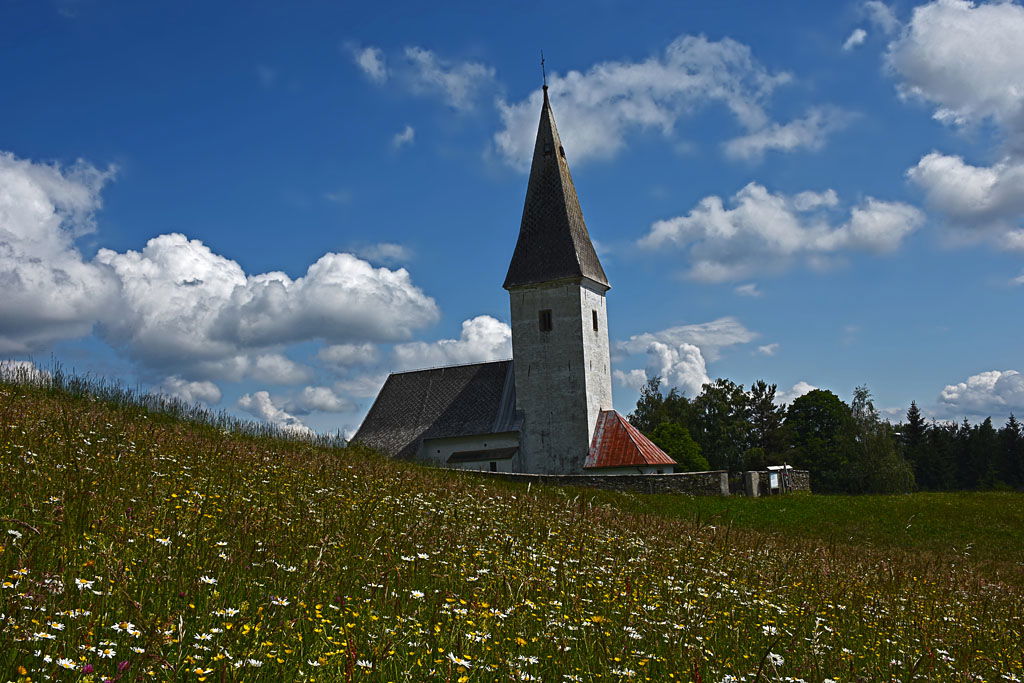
503 85 609 290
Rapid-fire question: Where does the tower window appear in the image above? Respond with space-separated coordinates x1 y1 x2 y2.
539 309 553 332
592 310 599 332
490 461 497 472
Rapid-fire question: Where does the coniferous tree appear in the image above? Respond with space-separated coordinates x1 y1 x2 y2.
902 401 928 484
924 421 958 490
748 380 786 463
954 418 974 488
1000 415 1023 490
972 417 1001 489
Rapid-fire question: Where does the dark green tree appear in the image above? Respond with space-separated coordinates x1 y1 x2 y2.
691 378 750 471
902 401 929 484
628 376 667 434
999 415 1023 489
748 380 786 463
954 418 974 488
972 417 1002 489
650 422 709 472
847 386 915 493
923 421 959 490
783 389 853 492
627 376 691 435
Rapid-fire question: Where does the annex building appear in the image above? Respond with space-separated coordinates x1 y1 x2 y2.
353 86 676 476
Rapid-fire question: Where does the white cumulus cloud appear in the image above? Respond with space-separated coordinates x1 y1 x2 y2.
285 386 354 415
403 47 496 111
494 35 798 169
249 354 312 385
614 344 710 398
724 107 853 161
352 45 496 111
756 343 780 356
238 391 312 434
617 317 757 362
887 0 1024 134
938 369 1024 417
642 341 710 397
734 283 762 297
843 28 868 51
865 1 900 35
906 152 1024 248
353 46 388 84
352 242 414 265
888 0 1024 242
393 315 511 370
334 372 389 399
0 150 440 387
158 376 222 405
317 342 379 371
96 233 439 378
391 125 415 149
0 152 118 353
776 381 819 406
613 318 758 397
638 183 924 282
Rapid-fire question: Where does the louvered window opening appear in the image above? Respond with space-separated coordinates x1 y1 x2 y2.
539 309 553 332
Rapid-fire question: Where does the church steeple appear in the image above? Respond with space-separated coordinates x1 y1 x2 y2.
503 86 609 290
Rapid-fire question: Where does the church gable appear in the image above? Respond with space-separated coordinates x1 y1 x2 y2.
353 360 519 460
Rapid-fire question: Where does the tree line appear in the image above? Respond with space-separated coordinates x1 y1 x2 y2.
629 377 1024 494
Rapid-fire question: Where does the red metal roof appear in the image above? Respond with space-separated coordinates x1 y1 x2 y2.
584 410 676 469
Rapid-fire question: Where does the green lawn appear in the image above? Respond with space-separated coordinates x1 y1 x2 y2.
579 489 1024 575
2 380 1022 681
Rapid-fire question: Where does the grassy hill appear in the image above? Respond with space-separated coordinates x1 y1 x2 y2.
1 379 1022 682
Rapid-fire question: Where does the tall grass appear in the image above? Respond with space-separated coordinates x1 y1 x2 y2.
0 360 346 448
1 375 1022 681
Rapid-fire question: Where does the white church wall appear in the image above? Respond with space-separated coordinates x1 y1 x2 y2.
419 432 520 472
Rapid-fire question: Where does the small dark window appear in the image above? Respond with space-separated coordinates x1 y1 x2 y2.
490 461 497 472
559 145 566 157
539 309 553 332
592 310 599 332
543 143 553 157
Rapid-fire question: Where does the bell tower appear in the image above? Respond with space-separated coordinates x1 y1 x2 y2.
504 85 613 475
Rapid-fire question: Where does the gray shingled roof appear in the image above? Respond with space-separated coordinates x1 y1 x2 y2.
503 87 609 290
352 360 520 460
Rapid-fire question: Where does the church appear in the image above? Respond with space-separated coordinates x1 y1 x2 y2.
353 85 677 476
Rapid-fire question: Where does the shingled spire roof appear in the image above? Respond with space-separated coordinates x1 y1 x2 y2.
503 87 609 290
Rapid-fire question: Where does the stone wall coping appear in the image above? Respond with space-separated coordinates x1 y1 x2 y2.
441 468 728 478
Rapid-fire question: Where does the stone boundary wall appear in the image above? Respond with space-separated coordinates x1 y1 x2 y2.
447 469 731 496
747 469 812 496
788 470 811 492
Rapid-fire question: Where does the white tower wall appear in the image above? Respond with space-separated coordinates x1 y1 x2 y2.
510 277 612 474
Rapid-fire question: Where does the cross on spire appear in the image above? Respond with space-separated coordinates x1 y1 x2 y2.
541 50 547 89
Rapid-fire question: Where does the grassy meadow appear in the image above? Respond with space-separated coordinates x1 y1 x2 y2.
1 378 1023 682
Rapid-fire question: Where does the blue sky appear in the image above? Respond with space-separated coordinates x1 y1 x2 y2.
2 0 1023 434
